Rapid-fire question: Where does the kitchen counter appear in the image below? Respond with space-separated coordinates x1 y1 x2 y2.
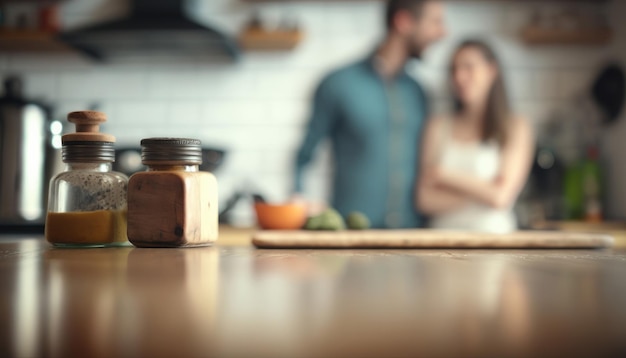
216 225 256 246
532 221 626 248
2 231 626 357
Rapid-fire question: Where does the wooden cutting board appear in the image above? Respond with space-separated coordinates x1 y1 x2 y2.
252 229 614 249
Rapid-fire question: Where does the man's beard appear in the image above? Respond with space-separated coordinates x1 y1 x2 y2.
407 43 423 60
409 50 422 60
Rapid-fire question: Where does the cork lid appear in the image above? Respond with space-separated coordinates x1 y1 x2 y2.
62 111 116 144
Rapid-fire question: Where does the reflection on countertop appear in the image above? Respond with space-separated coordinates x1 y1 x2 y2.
1 237 626 357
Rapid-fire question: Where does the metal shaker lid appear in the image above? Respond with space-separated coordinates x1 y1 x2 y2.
140 138 203 165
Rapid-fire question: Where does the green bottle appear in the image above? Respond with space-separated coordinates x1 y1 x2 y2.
563 163 584 220
581 146 602 222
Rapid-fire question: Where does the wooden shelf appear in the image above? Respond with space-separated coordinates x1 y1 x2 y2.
521 27 613 46
238 28 303 51
2 0 65 2
0 29 72 53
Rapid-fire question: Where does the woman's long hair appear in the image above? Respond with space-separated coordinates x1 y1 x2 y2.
451 40 511 146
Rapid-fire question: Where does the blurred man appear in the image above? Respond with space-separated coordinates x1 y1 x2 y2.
293 0 447 228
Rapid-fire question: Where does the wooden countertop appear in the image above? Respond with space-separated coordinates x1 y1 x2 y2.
532 221 626 248
2 231 626 357
216 225 256 246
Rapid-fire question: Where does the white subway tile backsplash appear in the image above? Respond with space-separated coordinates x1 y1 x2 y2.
115 128 168 146
282 40 332 69
255 69 318 101
0 57 7 71
215 126 301 150
256 149 296 176
93 101 117 119
218 150 262 176
507 70 534 100
502 4 533 37
59 70 144 101
413 66 448 100
1 0 622 214
423 38 457 71
302 141 333 201
58 71 100 99
51 100 94 121
603 116 626 218
492 40 532 69
201 99 275 128
193 125 296 153
146 70 204 99
507 70 566 101
557 70 594 100
200 100 237 125
167 100 202 124
254 172 295 203
7 54 96 72
532 71 562 100
114 101 168 126
23 73 59 102
447 2 505 34
239 52 297 71
519 47 612 70
325 3 381 37
94 71 148 100
267 100 308 126
199 67 259 100
512 100 553 128
292 3 331 37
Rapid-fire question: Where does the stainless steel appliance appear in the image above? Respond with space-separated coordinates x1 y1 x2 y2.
0 76 62 228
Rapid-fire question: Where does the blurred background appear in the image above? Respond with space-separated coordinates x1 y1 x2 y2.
1 0 626 228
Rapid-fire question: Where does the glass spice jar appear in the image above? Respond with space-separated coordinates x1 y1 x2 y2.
45 111 128 247
127 138 219 248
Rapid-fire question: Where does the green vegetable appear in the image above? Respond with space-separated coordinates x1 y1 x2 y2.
304 216 322 230
304 209 345 231
346 212 370 230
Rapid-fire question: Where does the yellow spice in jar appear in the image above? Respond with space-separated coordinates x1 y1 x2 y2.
45 210 127 246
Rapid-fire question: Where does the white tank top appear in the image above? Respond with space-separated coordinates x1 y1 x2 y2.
429 118 517 233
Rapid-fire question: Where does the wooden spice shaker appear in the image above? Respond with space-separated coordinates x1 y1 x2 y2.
127 138 219 247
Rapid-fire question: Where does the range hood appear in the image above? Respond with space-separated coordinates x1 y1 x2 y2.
59 0 240 62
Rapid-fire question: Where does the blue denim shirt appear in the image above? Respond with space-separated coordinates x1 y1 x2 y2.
294 56 428 228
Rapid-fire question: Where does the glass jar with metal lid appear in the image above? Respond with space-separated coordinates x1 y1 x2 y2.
127 138 219 247
45 111 128 247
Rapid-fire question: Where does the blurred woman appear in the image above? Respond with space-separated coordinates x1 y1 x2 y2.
416 40 534 233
